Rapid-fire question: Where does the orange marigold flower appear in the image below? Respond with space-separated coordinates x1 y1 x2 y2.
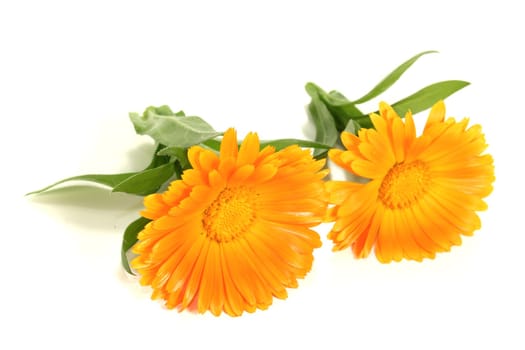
131 128 328 316
326 101 495 263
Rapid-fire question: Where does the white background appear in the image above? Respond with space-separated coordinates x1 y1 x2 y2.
1 1 523 349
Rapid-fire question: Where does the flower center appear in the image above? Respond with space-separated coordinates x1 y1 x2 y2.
379 160 431 209
203 186 256 243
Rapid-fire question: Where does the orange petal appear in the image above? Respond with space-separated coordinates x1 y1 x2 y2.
220 128 238 160
424 100 446 131
237 132 260 166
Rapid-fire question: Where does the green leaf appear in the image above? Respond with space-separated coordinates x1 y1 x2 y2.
28 107 195 196
307 94 338 144
130 107 222 148
324 95 363 130
327 90 351 102
148 105 185 117
27 162 176 196
145 143 171 169
201 138 221 152
260 138 332 151
27 173 137 195
391 80 470 115
27 143 175 196
112 161 176 195
352 50 438 104
121 216 151 275
355 80 470 128
157 146 190 170
148 105 174 116
306 82 363 131
306 83 339 156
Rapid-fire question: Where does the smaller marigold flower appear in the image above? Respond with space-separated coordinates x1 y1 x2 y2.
326 101 495 263
132 128 328 316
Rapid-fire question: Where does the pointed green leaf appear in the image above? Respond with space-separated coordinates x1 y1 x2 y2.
27 143 173 195
27 162 176 196
390 80 470 116
353 51 438 104
354 80 470 128
112 161 176 195
26 173 137 195
130 107 221 148
121 216 151 275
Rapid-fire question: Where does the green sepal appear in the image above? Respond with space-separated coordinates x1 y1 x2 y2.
121 216 151 275
344 119 362 135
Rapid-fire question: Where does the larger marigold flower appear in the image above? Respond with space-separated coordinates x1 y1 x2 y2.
131 128 328 316
326 101 494 263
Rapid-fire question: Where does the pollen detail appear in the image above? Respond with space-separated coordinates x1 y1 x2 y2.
203 186 256 242
379 160 431 209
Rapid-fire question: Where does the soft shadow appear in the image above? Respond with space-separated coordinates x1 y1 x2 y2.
24 141 161 232
121 141 157 171
27 185 143 231
301 105 316 141
29 185 142 209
